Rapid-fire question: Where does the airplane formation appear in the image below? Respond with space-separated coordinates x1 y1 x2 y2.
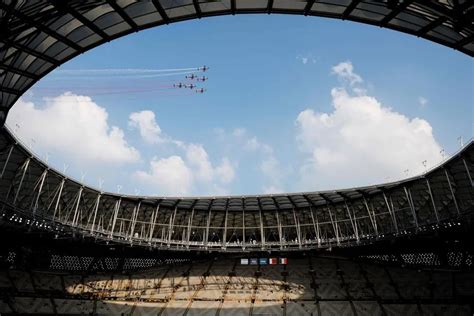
174 65 209 94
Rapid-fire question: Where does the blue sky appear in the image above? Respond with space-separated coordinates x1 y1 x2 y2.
7 14 473 196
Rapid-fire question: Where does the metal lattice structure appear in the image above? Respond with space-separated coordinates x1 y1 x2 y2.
0 127 472 252
0 0 473 122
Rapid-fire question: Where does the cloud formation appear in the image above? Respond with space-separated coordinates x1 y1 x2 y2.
295 62 442 189
130 112 235 195
133 143 235 196
7 92 139 165
331 61 363 86
129 110 164 144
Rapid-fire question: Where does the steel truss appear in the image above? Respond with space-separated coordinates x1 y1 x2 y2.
0 127 472 253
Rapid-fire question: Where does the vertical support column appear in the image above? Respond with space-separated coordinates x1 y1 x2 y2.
129 201 141 239
222 207 228 250
425 178 439 223
52 179 65 220
13 158 30 205
72 187 83 227
33 169 48 213
204 209 212 249
168 206 178 247
309 206 321 247
148 204 159 243
382 192 398 233
444 169 460 216
241 198 246 249
109 198 122 238
292 208 302 249
276 210 283 250
90 193 101 233
327 206 340 246
186 207 194 249
345 202 359 242
259 208 265 250
462 158 473 187
404 187 419 230
363 197 378 236
0 145 14 178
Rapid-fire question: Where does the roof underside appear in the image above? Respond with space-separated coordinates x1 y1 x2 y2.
0 0 473 121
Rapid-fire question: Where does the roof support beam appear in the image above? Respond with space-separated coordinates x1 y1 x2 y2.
49 1 109 40
380 0 414 27
309 206 321 247
32 169 47 214
90 193 101 234
186 207 195 249
222 202 229 250
148 204 159 243
362 196 378 236
303 195 322 247
416 16 447 36
0 144 14 179
287 196 302 248
343 0 361 19
152 0 170 23
106 0 138 29
425 178 439 223
0 65 37 80
128 201 141 239
444 168 460 216
327 206 340 246
455 35 474 49
382 191 398 233
344 201 359 243
168 205 178 247
292 207 302 249
271 197 283 250
52 179 65 220
257 198 265 250
193 0 202 18
0 2 82 51
267 0 274 14
304 0 316 16
109 198 122 238
231 0 236 15
12 157 29 205
404 187 418 230
462 157 473 187
205 208 211 249
0 86 19 95
3 39 59 65
72 186 83 227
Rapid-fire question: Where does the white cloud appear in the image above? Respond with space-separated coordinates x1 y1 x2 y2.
133 142 235 195
133 156 193 196
331 61 363 86
129 110 163 144
7 92 139 165
295 63 442 189
418 96 428 107
215 158 235 184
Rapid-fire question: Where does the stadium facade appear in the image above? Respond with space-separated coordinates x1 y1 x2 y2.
0 0 473 315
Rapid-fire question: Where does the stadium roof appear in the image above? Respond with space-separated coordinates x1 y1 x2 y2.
0 0 473 122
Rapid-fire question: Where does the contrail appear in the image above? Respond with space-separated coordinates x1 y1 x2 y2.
55 67 201 75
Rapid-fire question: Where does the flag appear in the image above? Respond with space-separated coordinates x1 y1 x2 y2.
269 258 278 265
279 258 288 265
241 258 249 265
259 258 268 265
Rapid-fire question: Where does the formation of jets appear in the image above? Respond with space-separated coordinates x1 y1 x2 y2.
174 65 209 94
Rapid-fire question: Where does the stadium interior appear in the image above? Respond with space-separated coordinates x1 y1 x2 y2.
0 0 473 315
